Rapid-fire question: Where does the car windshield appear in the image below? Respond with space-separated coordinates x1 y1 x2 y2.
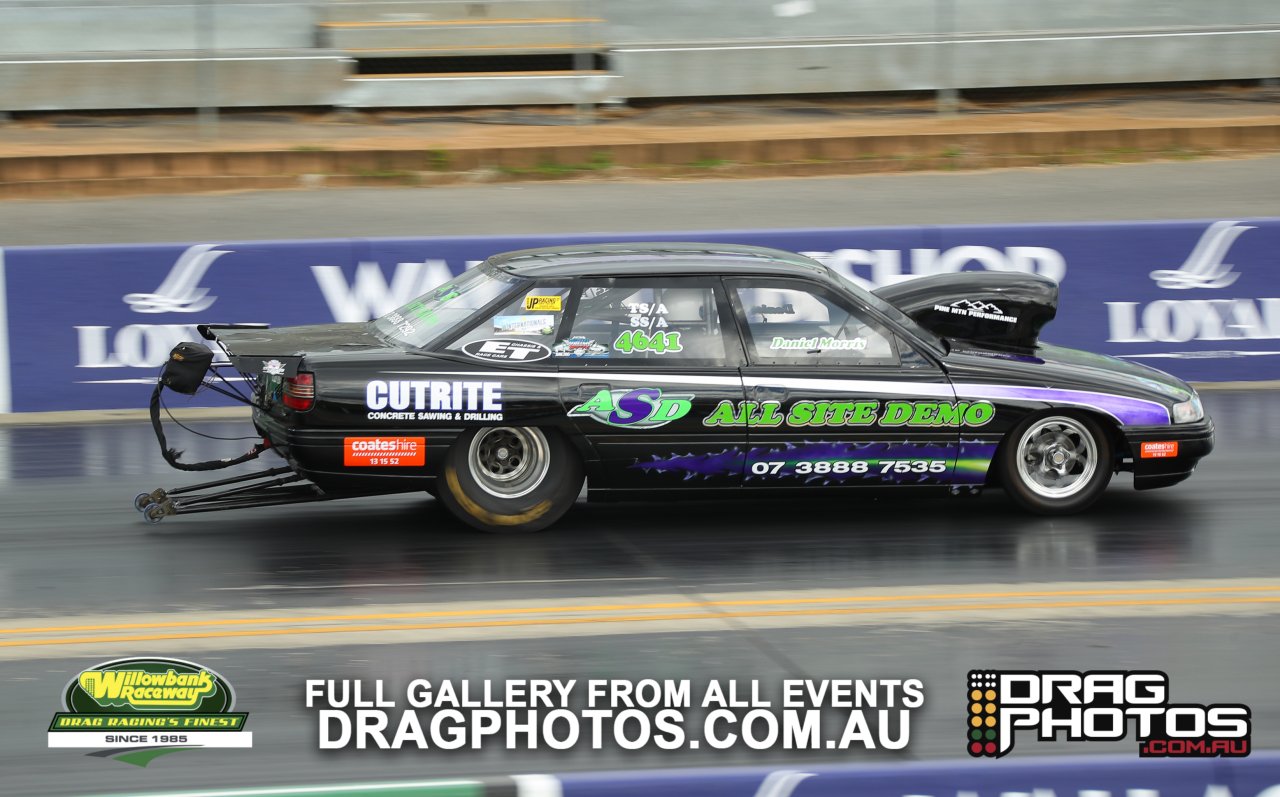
833 272 946 352
372 263 529 349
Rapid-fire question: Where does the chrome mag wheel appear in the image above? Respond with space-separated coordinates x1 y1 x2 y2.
467 426 551 499
1014 416 1099 500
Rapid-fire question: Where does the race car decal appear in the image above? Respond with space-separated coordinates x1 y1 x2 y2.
461 339 551 363
365 380 503 421
1141 441 1180 458
523 295 562 312
344 437 426 467
630 440 999 485
393 371 1173 425
701 399 995 428
567 388 694 429
769 336 868 351
950 383 1171 425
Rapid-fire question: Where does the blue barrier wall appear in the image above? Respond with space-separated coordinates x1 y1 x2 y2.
554 753 1280 797
0 218 1277 413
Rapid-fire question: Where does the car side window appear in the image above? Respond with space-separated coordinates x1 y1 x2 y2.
560 281 730 364
444 285 571 363
730 281 899 366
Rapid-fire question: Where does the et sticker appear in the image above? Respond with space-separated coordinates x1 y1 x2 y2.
344 437 426 467
524 295 563 312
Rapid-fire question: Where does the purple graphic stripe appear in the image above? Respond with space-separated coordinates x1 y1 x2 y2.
953 384 1170 425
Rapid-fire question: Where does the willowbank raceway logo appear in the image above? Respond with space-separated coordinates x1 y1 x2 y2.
48 657 252 766
966 670 1250 759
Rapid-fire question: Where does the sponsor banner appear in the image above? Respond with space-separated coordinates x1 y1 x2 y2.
0 218 1276 412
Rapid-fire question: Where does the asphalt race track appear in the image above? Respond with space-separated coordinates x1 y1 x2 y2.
1 390 1279 796
1 156 1278 245
3 162 1280 795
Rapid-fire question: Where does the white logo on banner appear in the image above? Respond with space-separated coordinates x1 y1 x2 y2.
1148 220 1251 290
121 243 230 313
312 260 466 323
1107 221 1279 350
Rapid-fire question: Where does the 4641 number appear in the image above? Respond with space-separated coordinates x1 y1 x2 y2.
614 330 683 354
750 459 949 475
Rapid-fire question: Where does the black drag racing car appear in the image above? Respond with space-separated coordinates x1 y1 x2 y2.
138 243 1213 533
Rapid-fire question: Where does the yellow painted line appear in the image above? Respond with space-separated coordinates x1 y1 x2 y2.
5 584 1280 636
344 44 602 53
320 17 602 28
358 70 608 79
3 596 1280 649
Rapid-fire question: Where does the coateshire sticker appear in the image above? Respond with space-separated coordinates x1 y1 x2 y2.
344 437 426 467
49 657 252 760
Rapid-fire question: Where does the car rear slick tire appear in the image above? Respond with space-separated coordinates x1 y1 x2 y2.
437 426 583 533
1000 413 1113 515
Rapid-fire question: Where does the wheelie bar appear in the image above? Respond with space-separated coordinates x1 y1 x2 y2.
133 467 331 523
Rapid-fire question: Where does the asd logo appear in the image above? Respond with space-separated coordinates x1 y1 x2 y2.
568 388 693 429
966 670 1250 759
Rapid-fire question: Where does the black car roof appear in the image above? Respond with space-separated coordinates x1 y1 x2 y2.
487 242 835 280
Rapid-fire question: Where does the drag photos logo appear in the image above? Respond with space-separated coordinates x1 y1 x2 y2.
967 670 1250 759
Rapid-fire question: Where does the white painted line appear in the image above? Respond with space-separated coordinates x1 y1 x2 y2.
615 28 1280 53
387 369 744 388
352 75 603 82
0 57 343 65
208 576 665 592
0 248 10 414
512 774 564 797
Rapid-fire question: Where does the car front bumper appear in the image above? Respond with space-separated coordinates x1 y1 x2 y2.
1122 416 1215 491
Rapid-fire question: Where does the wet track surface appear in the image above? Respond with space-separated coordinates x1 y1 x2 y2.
1 390 1278 795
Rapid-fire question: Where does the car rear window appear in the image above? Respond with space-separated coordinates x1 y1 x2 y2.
372 264 529 350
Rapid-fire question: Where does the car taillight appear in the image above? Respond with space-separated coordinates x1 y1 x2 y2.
282 372 315 411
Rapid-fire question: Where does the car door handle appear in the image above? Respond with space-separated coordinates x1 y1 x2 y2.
754 385 788 400
575 382 611 398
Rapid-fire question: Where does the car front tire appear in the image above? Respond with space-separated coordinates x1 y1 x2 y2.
1000 413 1113 515
437 426 583 533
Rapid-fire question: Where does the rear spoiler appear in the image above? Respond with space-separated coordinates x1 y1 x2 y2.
197 322 270 341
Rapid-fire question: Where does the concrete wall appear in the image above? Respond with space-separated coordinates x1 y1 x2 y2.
0 0 1277 111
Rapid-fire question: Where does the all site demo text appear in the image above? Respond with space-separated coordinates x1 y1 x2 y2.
305 678 924 751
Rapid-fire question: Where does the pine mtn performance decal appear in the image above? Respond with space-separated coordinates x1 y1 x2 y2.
966 670 1250 759
568 388 694 429
49 657 252 758
703 400 995 428
936 299 1018 324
